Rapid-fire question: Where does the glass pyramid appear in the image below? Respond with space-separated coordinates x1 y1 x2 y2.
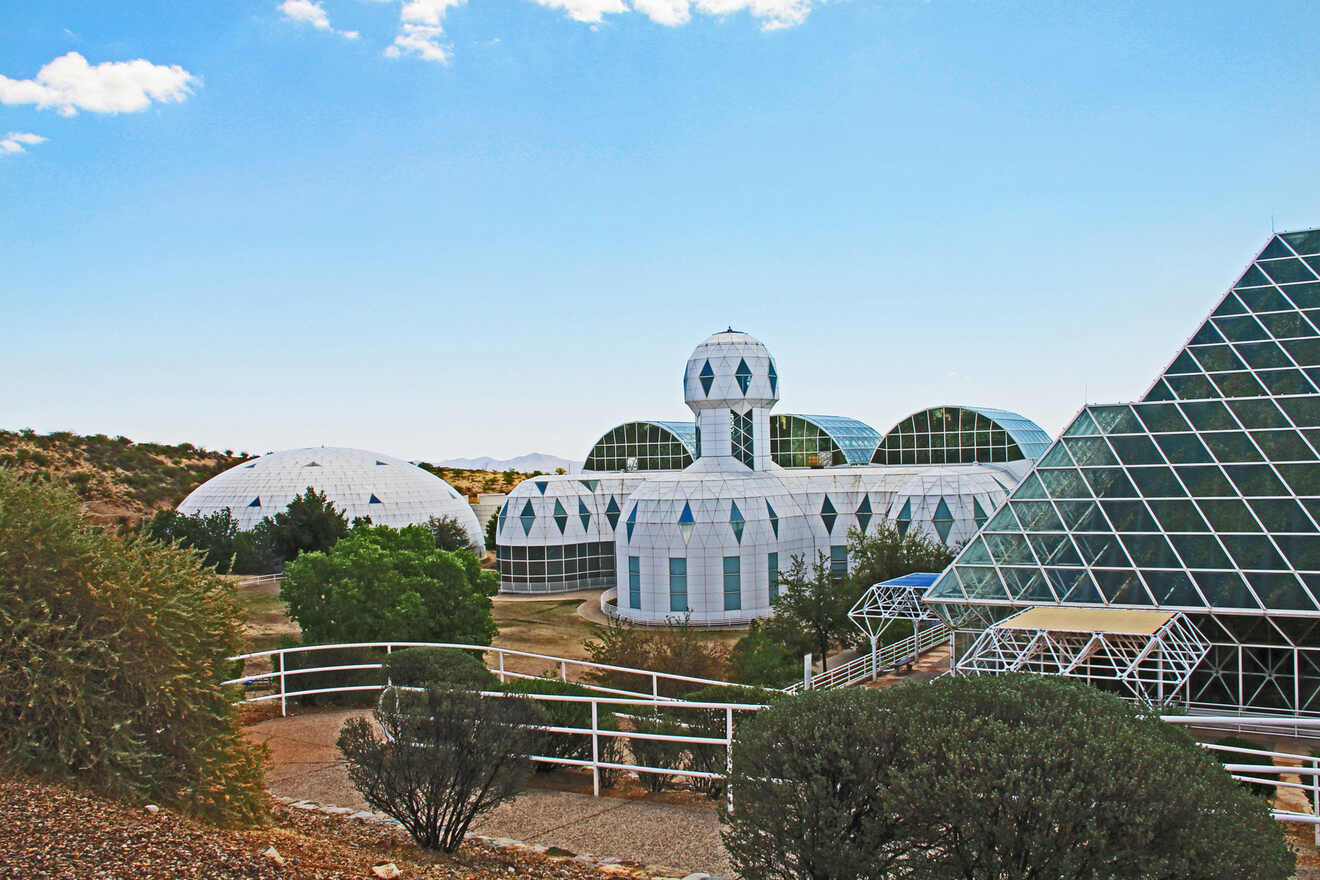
926 230 1320 714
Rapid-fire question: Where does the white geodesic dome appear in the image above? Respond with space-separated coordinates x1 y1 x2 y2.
178 447 484 551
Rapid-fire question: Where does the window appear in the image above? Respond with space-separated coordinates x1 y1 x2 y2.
723 556 741 611
628 556 641 609
669 558 688 612
731 409 754 468
768 552 779 601
830 545 848 579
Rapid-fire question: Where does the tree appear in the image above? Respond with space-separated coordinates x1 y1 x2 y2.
724 675 1295 880
144 507 240 573
0 470 266 825
338 687 539 851
770 552 856 671
730 623 802 688
582 616 729 697
484 509 499 552
280 524 498 646
846 521 953 597
425 514 477 553
264 486 349 562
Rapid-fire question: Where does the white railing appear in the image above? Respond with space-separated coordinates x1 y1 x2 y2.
238 573 282 590
225 641 742 717
379 685 765 805
784 623 951 693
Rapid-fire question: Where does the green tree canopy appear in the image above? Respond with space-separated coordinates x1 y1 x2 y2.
280 523 498 646
265 486 349 561
144 507 241 573
768 552 855 671
426 514 476 553
846 521 953 595
724 675 1294 880
0 470 266 825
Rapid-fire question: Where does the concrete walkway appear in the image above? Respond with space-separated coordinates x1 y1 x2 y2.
245 708 733 877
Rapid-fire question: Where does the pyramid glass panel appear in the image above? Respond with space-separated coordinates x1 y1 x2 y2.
520 500 536 536
924 229 1320 714
553 500 568 534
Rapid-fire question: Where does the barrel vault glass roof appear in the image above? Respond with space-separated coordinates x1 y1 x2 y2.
770 414 882 467
872 405 1052 465
583 420 698 472
927 229 1320 618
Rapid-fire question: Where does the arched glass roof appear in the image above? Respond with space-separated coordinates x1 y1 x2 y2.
770 414 882 467
583 420 697 472
872 406 1051 465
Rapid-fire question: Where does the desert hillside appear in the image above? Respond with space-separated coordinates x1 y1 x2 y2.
0 429 539 531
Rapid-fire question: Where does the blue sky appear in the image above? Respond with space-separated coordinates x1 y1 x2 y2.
2 0 1317 462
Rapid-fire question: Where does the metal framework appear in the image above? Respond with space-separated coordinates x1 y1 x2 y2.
848 572 941 639
955 607 1211 705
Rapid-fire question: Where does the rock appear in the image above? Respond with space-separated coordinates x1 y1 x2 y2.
371 863 401 879
349 811 376 822
544 846 575 858
143 804 159 815
261 846 286 867
641 867 685 878
598 856 623 865
681 875 711 880
598 866 637 876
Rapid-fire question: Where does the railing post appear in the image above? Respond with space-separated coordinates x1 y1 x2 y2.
870 635 878 682
278 650 287 717
386 644 392 687
652 673 659 701
725 706 735 814
1313 756 1319 847
803 653 812 691
591 701 600 798
561 659 567 682
498 652 506 683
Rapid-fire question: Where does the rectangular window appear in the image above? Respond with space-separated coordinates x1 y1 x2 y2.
669 557 687 613
628 555 641 609
830 545 848 579
768 552 779 601
723 556 741 611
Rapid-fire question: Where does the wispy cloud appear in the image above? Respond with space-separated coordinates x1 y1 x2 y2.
0 52 196 117
279 0 361 38
0 132 47 155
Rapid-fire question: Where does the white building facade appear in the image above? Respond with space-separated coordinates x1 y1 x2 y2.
495 330 1047 625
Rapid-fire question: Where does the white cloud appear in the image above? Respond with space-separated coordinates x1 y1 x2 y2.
0 132 47 155
401 0 466 25
530 0 628 23
630 0 689 25
385 23 453 62
279 0 362 38
0 52 196 117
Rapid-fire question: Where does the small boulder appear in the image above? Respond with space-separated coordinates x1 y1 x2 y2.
261 846 286 867
371 863 401 879
143 804 159 815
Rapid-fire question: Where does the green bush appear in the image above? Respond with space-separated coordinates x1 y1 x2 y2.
280 524 498 646
628 709 690 792
724 675 1294 880
730 625 801 688
501 677 622 784
0 470 266 826
381 646 496 690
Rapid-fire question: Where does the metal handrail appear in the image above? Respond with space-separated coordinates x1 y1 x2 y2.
784 623 950 693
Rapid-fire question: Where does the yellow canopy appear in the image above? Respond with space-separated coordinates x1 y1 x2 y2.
994 607 1175 636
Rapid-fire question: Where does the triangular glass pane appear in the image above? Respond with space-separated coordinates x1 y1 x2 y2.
960 537 992 564
1075 532 1129 567
579 479 599 491
1055 500 1101 530
1082 467 1139 498
986 532 1037 565
1012 473 1048 500
553 500 568 534
578 499 591 531
768 361 778 395
1212 292 1249 317
1143 380 1175 402
1101 500 1160 532
1029 532 1081 566
934 518 953 543
1234 264 1271 287
985 505 1019 531
735 358 752 395
1213 315 1270 343
1165 373 1219 400
606 496 621 529
1189 323 1225 346
1258 309 1318 339
678 502 694 524
1002 566 1055 602
1065 436 1118 467
766 500 779 537
1259 237 1296 260
1096 569 1154 606
535 480 548 494
520 500 536 536
1168 534 1230 569
248 497 261 507
368 494 382 504
1054 569 1104 604
1091 405 1143 434
1063 410 1100 437
1236 285 1292 313
1038 443 1074 468
1166 350 1202 373
1134 402 1191 433
626 503 638 542
1261 258 1319 285
1282 230 1320 256
1249 572 1319 612
1039 469 1090 500
1192 571 1262 610
956 566 1010 600
933 498 953 523
925 569 966 601
973 497 988 528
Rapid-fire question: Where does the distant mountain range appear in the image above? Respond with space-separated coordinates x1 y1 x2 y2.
432 453 582 474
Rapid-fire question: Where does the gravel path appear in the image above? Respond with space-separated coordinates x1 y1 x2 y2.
246 707 733 877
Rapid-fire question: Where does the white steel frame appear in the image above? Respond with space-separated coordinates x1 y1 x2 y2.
848 578 941 640
955 609 1211 705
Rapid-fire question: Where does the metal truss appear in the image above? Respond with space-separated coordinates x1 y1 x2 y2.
955 608 1211 705
848 573 941 640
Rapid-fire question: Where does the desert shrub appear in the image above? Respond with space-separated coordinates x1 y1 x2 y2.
382 646 496 690
501 677 622 784
627 709 690 792
672 684 783 797
730 624 801 688
1217 735 1278 800
724 675 1294 880
583 616 729 697
339 687 539 851
426 514 478 554
0 470 266 825
281 523 498 646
